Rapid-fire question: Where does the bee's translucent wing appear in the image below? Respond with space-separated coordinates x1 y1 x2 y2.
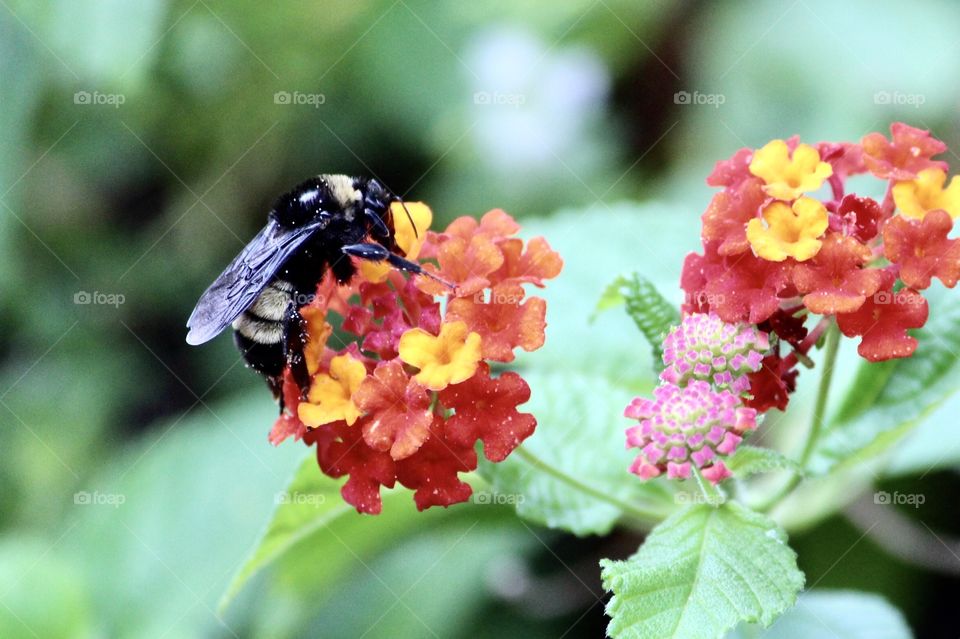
185 219 321 345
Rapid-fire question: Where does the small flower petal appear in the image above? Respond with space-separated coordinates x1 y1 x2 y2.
749 139 833 200
298 353 368 427
398 321 482 391
747 197 829 262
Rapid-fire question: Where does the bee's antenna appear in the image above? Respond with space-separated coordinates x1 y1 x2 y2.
397 196 419 238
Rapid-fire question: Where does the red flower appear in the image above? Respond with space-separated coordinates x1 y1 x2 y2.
701 178 767 256
308 421 397 515
707 147 754 188
268 370 308 445
445 283 546 362
745 354 798 413
836 276 929 361
792 233 884 314
816 142 866 179
861 123 948 180
704 252 793 324
834 194 883 243
680 246 718 315
354 360 433 460
438 363 536 462
883 210 960 289
394 417 476 510
758 308 808 350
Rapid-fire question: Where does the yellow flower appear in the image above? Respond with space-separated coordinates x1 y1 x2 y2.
360 201 433 282
892 168 960 220
749 139 833 200
298 354 367 427
398 321 482 391
746 197 828 262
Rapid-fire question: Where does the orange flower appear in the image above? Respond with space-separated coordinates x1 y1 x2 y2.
354 360 433 460
301 305 333 375
446 283 546 361
417 234 504 297
490 237 563 287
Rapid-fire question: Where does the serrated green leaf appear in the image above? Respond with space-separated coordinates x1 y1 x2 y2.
726 590 912 639
479 369 674 536
726 445 800 478
811 287 960 473
601 502 804 639
618 273 681 371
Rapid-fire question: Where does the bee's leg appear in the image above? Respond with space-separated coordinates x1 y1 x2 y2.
363 207 391 241
342 242 454 288
282 302 311 399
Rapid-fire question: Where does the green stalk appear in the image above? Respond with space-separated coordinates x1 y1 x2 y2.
514 446 668 524
756 323 841 512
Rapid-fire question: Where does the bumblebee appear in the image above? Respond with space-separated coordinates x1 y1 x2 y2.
186 174 445 398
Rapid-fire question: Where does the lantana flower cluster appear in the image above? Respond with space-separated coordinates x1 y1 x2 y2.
625 313 767 484
683 123 958 412
270 204 562 514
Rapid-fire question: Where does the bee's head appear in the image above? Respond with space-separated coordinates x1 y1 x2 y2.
364 178 418 249
362 178 395 245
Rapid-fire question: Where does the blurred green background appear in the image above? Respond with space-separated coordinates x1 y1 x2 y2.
2 0 960 637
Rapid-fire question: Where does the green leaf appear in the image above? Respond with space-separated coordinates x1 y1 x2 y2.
480 369 674 536
726 590 912 639
521 203 699 385
601 502 804 639
0 538 94 639
811 287 960 473
60 394 305 638
591 275 629 320
726 445 800 478
218 453 353 611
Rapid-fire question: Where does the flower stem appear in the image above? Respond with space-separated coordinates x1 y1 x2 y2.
756 322 841 512
514 446 668 524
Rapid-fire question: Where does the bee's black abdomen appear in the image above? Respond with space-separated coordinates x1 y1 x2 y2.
232 280 293 388
234 330 285 379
